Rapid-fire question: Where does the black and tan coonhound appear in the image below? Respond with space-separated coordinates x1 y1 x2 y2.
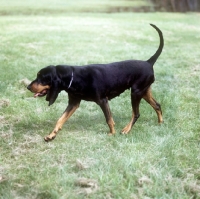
27 24 164 142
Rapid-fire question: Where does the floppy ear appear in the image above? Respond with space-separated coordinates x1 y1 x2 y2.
46 82 61 106
45 67 61 106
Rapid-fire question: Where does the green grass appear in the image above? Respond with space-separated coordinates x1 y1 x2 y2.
1 1 200 198
0 0 149 15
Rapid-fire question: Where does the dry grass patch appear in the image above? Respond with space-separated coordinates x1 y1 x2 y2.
75 178 99 195
0 99 10 108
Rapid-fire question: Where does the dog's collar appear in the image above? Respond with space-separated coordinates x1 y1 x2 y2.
68 71 74 89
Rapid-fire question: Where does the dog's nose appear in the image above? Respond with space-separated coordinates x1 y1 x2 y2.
27 84 31 90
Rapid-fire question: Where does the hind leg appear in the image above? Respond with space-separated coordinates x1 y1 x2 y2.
143 87 163 123
121 91 141 134
98 98 116 135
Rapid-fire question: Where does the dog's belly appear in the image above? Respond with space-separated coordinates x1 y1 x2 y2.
68 86 129 102
106 88 128 100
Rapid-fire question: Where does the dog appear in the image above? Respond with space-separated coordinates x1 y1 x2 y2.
27 24 164 142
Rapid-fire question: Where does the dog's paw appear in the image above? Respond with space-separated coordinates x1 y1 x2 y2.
121 131 129 135
44 134 56 142
121 124 132 135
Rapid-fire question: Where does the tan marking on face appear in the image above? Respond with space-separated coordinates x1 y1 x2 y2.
30 82 50 93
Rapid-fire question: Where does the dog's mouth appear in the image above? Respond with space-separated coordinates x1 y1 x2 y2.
34 89 48 98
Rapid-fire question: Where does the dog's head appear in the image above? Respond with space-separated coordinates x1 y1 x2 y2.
27 66 61 106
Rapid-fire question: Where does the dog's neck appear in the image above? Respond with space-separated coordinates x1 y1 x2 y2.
68 71 74 89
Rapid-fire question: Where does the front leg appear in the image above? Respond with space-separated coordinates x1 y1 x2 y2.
44 99 80 142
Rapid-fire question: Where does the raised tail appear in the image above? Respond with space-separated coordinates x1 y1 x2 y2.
147 24 164 66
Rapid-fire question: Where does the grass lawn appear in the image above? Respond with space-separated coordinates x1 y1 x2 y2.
0 1 200 198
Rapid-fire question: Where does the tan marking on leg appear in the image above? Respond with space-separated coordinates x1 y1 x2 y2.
99 99 116 135
143 88 163 123
44 104 79 142
105 102 115 135
121 112 135 134
108 117 115 136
